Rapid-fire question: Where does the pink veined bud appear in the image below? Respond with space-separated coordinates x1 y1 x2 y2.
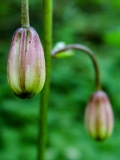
7 27 45 99
84 91 114 141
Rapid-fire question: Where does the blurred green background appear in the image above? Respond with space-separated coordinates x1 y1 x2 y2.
0 0 120 160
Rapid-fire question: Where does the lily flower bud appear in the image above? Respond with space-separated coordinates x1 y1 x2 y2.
7 27 45 99
84 91 114 141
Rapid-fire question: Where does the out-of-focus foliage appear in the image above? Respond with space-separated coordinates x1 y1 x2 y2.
0 0 120 160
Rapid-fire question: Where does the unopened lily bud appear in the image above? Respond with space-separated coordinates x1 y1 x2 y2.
7 27 45 99
84 91 114 141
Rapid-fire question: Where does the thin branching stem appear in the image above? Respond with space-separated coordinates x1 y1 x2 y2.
21 0 30 27
51 44 101 91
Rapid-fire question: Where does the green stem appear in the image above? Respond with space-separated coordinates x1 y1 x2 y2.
51 44 101 91
37 0 52 160
21 0 30 27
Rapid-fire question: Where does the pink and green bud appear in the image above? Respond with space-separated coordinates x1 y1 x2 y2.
84 91 114 141
7 27 45 99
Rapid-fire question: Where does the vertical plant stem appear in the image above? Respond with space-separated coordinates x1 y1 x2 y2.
37 0 52 160
21 0 30 27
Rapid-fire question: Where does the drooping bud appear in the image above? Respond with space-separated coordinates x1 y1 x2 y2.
84 91 114 141
7 27 45 99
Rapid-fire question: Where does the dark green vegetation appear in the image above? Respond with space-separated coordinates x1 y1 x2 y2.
0 0 120 160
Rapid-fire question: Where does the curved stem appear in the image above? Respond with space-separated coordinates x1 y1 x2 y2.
21 0 30 28
37 0 52 160
51 44 101 91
